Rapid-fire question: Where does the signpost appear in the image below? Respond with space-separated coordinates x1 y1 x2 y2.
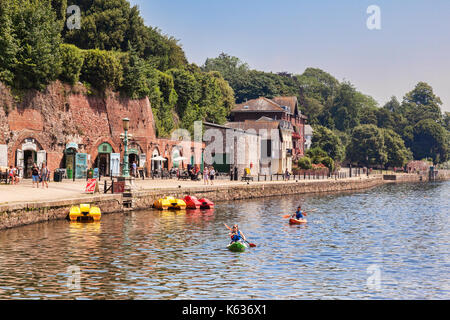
85 179 99 194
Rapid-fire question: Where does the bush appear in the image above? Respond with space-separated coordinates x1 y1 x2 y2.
80 49 123 91
320 156 335 172
306 147 328 164
298 157 312 170
59 44 84 85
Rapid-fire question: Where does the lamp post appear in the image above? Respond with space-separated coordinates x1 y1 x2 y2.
122 118 130 177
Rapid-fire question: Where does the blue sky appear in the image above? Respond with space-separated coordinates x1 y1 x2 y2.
129 0 450 112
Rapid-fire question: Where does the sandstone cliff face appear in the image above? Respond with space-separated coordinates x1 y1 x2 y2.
0 81 157 170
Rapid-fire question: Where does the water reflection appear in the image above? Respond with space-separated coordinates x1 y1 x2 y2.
0 181 449 299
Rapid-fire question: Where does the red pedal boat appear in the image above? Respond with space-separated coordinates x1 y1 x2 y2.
184 196 202 209
199 198 214 209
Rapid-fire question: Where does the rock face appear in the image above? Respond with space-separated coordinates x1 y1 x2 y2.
0 81 197 174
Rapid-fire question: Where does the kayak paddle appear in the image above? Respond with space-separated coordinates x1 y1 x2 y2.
283 209 317 219
245 240 257 248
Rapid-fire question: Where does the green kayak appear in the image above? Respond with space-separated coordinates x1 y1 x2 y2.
227 241 247 252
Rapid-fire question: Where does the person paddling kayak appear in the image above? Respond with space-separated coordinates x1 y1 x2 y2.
229 224 246 244
292 205 307 220
224 223 256 248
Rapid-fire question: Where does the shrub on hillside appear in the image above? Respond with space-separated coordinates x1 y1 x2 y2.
59 44 84 85
80 49 123 91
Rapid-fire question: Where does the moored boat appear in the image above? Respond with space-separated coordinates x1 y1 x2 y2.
69 204 101 222
198 198 214 209
227 241 247 252
153 196 186 210
184 196 202 209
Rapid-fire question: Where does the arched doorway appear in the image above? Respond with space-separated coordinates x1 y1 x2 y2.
94 142 113 176
151 148 162 171
16 138 46 178
64 143 78 180
128 142 144 173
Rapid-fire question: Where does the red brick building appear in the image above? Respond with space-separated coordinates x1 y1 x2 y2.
0 82 203 178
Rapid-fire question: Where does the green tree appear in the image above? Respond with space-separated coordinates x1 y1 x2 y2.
10 0 63 90
346 124 387 167
80 49 123 90
297 68 339 106
402 82 443 124
330 82 362 132
320 156 335 173
202 53 298 103
120 43 150 98
412 119 449 164
376 108 395 130
382 129 411 168
311 125 344 161
0 1 18 85
443 112 450 131
59 44 84 85
64 0 187 71
297 157 312 170
306 147 328 164
383 96 401 113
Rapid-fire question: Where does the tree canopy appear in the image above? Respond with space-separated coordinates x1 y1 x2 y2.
0 0 234 138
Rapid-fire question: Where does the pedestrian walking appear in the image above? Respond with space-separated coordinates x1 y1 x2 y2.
40 163 49 188
203 167 209 185
31 163 40 188
285 168 290 181
209 166 215 185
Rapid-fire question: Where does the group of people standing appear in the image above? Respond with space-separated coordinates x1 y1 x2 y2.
203 166 216 185
31 162 50 188
7 162 49 188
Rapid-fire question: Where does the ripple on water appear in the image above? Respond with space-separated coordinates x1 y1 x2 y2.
0 181 449 299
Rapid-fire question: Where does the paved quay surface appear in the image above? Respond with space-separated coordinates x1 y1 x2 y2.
0 175 378 205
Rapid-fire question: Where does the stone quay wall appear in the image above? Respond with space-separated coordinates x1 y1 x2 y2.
131 176 386 210
1 173 449 231
0 194 122 230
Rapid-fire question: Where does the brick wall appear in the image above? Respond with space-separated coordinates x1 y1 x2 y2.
1 81 204 174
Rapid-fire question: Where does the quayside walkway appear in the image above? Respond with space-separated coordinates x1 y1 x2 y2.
0 174 378 206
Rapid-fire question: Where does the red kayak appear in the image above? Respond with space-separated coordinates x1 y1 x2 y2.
199 198 214 209
289 218 307 225
184 196 202 209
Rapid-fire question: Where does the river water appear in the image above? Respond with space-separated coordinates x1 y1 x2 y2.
0 181 448 299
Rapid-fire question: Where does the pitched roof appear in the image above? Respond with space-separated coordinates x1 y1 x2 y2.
232 97 286 113
226 119 280 132
226 117 294 133
271 96 298 114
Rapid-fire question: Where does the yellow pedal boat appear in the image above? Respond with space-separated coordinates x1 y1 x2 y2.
69 204 101 222
153 196 186 210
